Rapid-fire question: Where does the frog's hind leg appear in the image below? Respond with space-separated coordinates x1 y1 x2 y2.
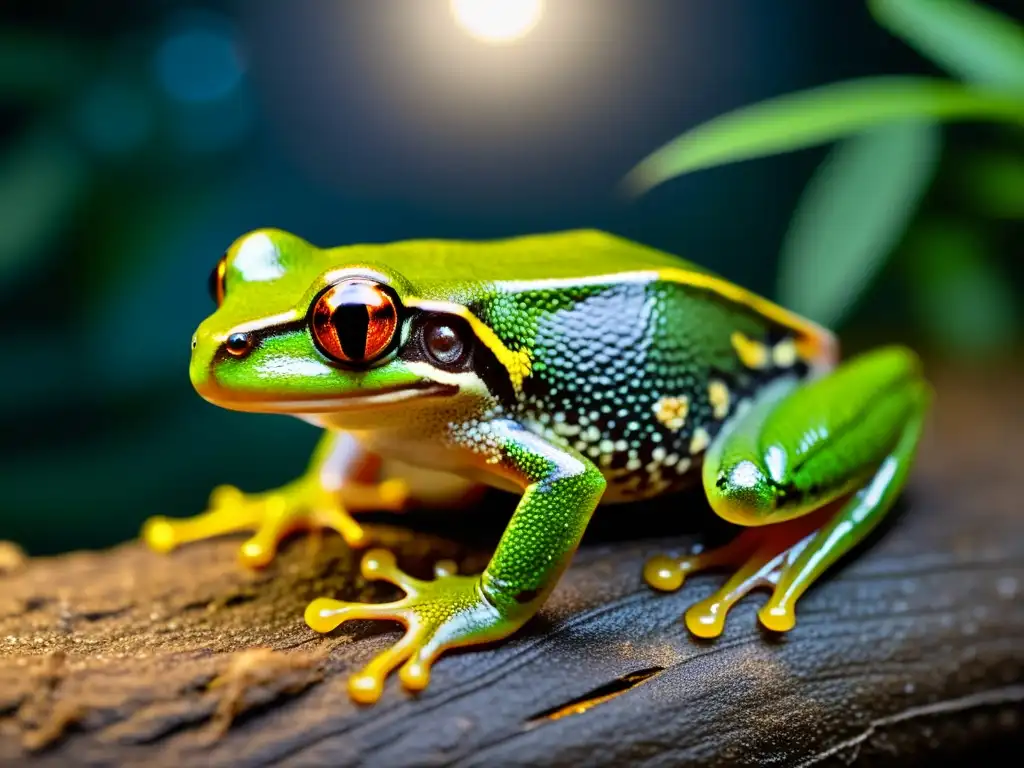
143 432 408 568
645 506 831 637
645 346 931 638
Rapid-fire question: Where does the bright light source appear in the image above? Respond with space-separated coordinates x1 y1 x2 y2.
450 0 543 44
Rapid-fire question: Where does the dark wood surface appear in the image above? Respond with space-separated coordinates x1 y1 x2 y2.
1 366 1023 767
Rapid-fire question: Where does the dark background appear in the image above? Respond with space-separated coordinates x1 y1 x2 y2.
1 0 1021 555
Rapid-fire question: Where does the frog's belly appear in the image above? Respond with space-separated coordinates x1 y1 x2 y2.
357 419 707 503
599 464 701 504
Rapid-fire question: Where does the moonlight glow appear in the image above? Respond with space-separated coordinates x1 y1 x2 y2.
450 0 544 44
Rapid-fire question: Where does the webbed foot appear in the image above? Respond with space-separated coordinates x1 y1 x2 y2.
305 549 517 704
644 510 828 638
142 476 408 568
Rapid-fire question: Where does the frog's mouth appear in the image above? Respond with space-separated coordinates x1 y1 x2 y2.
199 381 460 415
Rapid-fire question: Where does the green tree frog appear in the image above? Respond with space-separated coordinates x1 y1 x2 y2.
143 229 930 705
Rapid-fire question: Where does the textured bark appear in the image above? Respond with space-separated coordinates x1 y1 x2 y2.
1 366 1022 767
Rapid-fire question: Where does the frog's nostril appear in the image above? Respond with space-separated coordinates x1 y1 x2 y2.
191 334 198 351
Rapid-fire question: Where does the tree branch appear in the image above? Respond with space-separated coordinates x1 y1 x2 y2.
1 366 1022 767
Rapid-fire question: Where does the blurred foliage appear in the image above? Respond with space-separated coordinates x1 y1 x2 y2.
621 78 1023 196
626 0 1023 341
777 120 942 325
904 218 1018 358
0 0 1020 556
869 0 1024 90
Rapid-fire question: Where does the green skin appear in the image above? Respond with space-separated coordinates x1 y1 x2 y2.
142 228 930 705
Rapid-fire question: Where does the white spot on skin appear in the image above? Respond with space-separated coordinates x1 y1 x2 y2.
773 339 798 368
708 380 730 419
554 423 580 438
689 427 710 455
654 396 689 432
729 460 764 490
233 232 285 282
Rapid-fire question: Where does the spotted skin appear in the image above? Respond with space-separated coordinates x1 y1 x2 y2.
147 227 928 706
467 279 812 501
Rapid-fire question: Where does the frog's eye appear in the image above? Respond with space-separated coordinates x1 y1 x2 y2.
208 253 228 306
422 317 470 367
310 279 399 365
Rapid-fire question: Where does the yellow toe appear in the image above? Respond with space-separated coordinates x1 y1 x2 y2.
239 537 276 569
305 598 345 633
758 602 796 633
142 517 178 553
348 673 384 705
643 555 685 592
361 549 398 579
399 660 430 692
684 600 727 639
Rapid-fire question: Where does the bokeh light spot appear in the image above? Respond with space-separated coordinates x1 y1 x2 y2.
155 23 244 103
450 0 543 44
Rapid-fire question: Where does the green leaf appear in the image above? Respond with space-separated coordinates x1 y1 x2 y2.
621 77 1024 196
905 219 1017 357
777 120 942 327
869 0 1024 92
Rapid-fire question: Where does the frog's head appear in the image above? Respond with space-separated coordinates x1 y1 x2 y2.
190 229 494 428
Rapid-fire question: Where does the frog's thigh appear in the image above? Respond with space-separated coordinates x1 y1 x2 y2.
645 347 930 636
375 459 485 510
143 432 477 569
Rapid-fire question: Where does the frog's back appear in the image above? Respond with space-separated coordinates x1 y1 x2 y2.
330 229 718 297
337 229 837 502
421 232 838 503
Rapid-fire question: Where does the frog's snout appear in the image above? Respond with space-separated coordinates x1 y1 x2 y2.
189 326 219 394
708 460 777 526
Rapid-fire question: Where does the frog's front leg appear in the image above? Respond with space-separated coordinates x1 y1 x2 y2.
142 431 408 567
645 346 931 637
305 420 606 704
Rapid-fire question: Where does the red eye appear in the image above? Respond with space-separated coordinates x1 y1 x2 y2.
208 254 227 306
310 280 399 364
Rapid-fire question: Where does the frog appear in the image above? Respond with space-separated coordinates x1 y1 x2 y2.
142 227 931 705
